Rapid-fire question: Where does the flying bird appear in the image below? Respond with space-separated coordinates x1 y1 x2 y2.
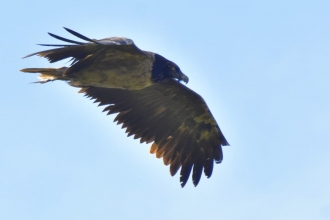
21 28 229 187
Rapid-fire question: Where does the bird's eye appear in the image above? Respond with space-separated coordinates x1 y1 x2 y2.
172 67 175 71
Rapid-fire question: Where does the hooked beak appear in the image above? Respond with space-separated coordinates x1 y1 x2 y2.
180 72 189 84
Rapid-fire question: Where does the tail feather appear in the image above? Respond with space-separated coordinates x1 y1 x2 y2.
20 67 68 83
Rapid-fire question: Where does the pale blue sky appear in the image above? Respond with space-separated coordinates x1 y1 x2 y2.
1 0 330 219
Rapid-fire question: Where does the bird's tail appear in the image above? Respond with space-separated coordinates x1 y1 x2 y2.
20 67 69 83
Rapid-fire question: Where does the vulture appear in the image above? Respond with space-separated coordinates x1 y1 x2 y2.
21 28 229 187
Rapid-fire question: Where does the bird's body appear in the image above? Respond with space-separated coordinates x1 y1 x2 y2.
21 28 229 187
67 51 155 89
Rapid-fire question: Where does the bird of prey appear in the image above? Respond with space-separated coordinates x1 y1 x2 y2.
21 28 229 187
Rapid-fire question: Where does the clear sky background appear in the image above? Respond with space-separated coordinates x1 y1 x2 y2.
1 1 330 219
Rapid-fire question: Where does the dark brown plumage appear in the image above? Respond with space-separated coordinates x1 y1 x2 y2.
21 28 229 187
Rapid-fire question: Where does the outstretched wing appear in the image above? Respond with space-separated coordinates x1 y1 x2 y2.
23 27 147 72
84 79 229 187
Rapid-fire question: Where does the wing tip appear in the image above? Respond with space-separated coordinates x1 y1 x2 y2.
63 27 101 45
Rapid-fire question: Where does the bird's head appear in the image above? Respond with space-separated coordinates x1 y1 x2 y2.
164 61 189 83
152 54 189 84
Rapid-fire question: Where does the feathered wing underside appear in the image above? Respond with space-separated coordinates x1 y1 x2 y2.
84 79 229 187
23 27 146 70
